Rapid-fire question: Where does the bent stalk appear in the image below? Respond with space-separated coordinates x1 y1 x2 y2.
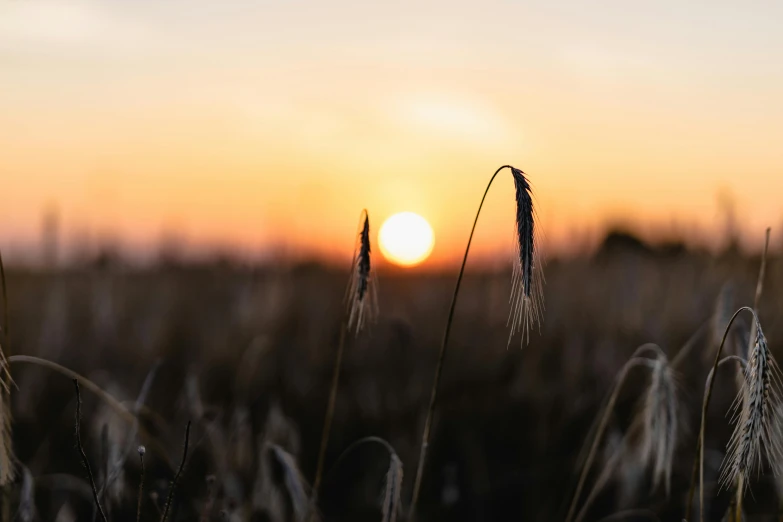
565 344 664 522
684 306 756 522
408 165 513 520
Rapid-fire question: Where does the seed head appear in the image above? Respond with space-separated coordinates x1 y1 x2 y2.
346 209 378 334
508 167 544 345
637 354 679 495
720 319 782 489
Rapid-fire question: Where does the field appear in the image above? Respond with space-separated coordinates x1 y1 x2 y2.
1 234 779 521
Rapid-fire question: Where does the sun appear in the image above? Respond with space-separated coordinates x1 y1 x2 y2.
378 212 435 267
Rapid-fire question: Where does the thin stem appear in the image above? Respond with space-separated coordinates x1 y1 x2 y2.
160 421 191 522
310 320 347 515
734 227 770 520
754 228 771 311
565 354 657 522
137 450 145 522
684 306 756 522
408 165 512 520
698 356 747 522
73 380 108 522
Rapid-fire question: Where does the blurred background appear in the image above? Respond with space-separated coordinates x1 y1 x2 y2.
2 1 783 521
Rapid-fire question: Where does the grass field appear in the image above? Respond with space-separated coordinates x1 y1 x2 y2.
1 234 779 521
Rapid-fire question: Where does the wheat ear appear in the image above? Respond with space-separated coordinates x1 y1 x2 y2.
732 227 771 519
638 352 679 495
685 306 757 522
719 321 781 489
508 167 544 345
410 165 542 520
566 344 667 522
346 209 377 334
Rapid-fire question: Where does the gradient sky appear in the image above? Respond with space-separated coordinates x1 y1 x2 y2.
2 0 783 265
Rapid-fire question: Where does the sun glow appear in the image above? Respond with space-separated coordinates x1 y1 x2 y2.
378 212 435 267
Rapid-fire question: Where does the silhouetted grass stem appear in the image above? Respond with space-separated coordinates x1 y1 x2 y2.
409 165 516 520
160 421 191 522
73 380 108 522
311 320 347 508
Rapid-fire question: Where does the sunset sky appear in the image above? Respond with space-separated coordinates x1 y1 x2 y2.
2 0 783 266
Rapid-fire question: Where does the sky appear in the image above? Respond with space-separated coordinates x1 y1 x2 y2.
2 0 783 266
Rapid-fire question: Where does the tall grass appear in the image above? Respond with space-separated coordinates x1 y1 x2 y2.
686 228 773 522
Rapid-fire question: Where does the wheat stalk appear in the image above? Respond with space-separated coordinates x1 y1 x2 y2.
732 227 772 519
566 344 676 522
685 306 757 522
685 229 772 522
565 329 703 520
410 164 543 520
720 321 781 489
311 209 377 518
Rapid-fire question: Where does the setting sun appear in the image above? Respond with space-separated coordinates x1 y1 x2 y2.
378 212 435 267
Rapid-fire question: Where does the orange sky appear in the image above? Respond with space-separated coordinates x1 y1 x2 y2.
2 0 783 266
